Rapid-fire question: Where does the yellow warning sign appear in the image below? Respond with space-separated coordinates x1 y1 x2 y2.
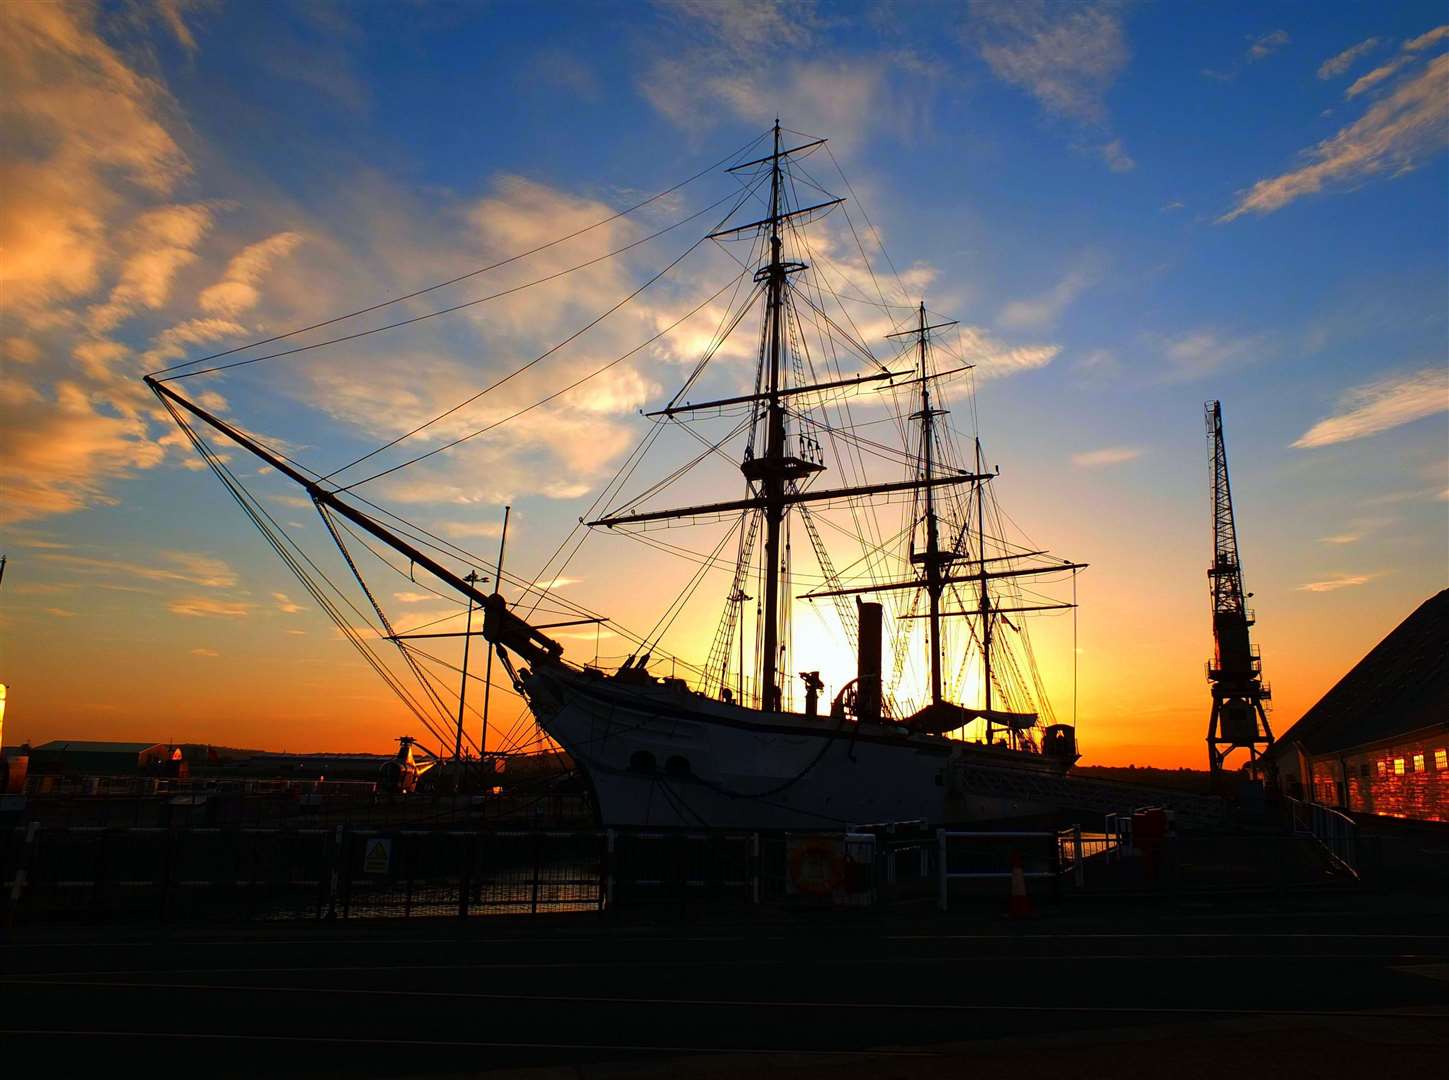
363 838 391 874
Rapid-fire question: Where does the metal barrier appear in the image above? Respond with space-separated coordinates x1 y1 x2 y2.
8 821 1111 923
2 824 874 923
936 830 1063 911
1287 797 1359 877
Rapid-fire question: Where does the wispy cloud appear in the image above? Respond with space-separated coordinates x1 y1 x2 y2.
1292 367 1449 448
272 592 304 614
1221 51 1449 221
436 520 504 540
1249 29 1289 60
38 550 238 589
639 1 931 147
1297 573 1376 593
199 232 304 318
1404 25 1449 52
966 0 1130 126
1318 37 1382 80
958 327 1059 381
963 0 1135 172
1072 446 1141 468
168 597 252 618
1159 330 1263 382
1317 533 1360 545
190 647 220 657
1203 28 1290 80
998 264 1099 330
87 204 214 331
1345 56 1411 99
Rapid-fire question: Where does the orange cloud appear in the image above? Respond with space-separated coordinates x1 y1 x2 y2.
199 231 304 317
168 597 252 618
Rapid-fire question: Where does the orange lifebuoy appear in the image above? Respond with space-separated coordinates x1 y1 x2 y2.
788 836 847 896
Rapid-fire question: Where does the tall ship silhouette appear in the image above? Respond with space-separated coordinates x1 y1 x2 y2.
149 123 1086 828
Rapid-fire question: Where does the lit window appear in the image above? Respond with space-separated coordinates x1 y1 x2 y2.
1436 749 1447 771
1413 754 1425 772
1394 758 1406 775
1377 760 1387 776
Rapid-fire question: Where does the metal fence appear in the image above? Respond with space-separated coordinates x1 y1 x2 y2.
5 820 1121 924
3 824 883 924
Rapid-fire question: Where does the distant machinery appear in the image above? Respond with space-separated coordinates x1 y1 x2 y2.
1205 401 1274 772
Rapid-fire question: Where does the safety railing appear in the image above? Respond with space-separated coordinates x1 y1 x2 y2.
937 830 1063 910
1286 796 1358 877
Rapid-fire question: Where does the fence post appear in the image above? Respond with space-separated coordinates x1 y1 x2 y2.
1074 825 1084 888
750 833 760 905
530 831 542 915
6 821 39 927
159 827 175 923
604 829 615 912
936 830 948 912
326 825 342 921
404 835 414 919
458 831 475 920
1051 831 1063 900
340 827 353 919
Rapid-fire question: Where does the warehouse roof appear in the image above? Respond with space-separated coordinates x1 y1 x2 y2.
1274 589 1449 755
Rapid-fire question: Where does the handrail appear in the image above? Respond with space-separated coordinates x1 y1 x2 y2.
1286 796 1358 878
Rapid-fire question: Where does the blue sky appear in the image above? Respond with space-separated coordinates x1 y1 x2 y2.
2 1 1445 763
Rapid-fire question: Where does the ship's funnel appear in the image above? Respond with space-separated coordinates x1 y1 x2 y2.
856 599 882 725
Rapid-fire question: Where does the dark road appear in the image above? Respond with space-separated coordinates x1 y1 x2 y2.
3 891 1446 1078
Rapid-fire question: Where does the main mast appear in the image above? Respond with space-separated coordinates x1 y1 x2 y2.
759 120 788 712
917 303 945 705
977 438 992 716
591 123 994 714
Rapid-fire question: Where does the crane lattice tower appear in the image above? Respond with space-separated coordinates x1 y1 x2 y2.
1205 401 1274 772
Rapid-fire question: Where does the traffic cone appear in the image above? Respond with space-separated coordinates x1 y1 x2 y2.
1007 851 1034 919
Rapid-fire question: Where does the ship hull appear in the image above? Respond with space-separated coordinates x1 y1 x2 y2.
522 665 1069 829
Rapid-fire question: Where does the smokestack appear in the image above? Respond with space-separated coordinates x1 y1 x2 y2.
856 599 882 725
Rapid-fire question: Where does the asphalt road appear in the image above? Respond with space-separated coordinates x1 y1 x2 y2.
3 891 1446 1078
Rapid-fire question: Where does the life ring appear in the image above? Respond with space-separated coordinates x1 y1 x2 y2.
788 836 847 896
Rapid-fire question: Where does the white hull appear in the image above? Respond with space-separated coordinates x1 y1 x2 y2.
522 666 1067 829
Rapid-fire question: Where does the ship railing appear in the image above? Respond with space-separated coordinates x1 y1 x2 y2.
1285 796 1358 878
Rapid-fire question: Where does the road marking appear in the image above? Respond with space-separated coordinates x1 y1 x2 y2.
1394 964 1449 983
3 930 1444 952
5 954 1441 979
5 978 1449 1020
0 1029 940 1055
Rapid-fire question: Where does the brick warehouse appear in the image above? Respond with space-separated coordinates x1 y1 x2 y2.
1266 589 1448 823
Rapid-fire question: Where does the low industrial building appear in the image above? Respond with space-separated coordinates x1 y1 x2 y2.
27 740 173 776
1266 589 1448 822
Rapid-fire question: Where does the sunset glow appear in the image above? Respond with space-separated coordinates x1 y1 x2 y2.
2 2 1446 769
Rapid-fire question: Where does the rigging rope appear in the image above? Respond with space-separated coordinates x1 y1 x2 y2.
149 131 769 379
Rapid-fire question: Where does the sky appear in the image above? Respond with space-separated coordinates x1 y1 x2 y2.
1 0 1446 767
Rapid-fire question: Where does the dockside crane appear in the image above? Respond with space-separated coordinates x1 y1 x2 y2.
1204 401 1274 773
